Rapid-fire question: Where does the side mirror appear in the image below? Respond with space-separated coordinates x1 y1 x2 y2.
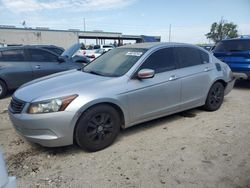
137 69 155 79
57 56 66 63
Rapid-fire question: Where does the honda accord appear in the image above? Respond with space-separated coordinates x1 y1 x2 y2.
8 42 235 151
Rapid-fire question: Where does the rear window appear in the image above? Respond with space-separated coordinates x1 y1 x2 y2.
214 40 250 52
175 47 205 68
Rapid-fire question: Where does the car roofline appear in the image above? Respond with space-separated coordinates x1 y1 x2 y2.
118 42 206 51
0 46 60 56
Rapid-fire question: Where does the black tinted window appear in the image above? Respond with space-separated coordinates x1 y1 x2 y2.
44 47 63 55
140 48 176 73
200 50 209 63
0 49 25 61
175 47 203 68
214 40 250 52
27 49 58 62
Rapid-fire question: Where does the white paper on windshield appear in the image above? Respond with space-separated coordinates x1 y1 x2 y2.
126 52 143 57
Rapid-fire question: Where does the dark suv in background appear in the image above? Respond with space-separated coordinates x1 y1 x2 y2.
0 44 89 98
213 38 250 79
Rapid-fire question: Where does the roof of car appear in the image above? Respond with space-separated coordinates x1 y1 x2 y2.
118 42 194 49
0 45 64 51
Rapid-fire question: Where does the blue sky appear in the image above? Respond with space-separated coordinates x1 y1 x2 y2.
0 0 249 44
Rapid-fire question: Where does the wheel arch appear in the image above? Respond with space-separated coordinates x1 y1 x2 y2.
203 78 227 105
203 79 226 111
72 100 126 144
214 79 227 88
0 77 9 90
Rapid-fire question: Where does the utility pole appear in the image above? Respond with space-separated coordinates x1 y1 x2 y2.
84 18 86 44
168 24 171 42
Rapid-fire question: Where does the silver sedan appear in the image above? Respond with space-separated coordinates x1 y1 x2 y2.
8 42 235 151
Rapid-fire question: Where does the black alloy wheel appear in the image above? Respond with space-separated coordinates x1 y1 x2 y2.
75 105 121 152
203 82 225 111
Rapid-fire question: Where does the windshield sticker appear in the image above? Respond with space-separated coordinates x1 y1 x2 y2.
126 52 143 57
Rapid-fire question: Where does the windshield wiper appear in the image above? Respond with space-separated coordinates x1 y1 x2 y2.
83 69 104 76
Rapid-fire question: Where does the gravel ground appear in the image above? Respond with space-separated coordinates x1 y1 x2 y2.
0 80 250 188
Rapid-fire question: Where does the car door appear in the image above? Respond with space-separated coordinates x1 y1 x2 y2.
26 48 70 79
126 47 181 124
174 47 213 109
0 49 33 89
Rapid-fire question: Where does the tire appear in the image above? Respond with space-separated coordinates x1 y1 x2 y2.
75 104 121 152
0 80 7 99
203 82 225 111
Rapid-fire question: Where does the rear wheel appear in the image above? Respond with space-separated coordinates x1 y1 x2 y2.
0 80 7 99
203 82 224 111
75 105 121 152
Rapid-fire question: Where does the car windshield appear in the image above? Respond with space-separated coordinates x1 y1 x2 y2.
83 48 147 77
213 40 250 52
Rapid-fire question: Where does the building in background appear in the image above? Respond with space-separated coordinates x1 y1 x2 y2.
0 26 160 49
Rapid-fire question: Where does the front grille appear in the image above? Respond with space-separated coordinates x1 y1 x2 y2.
10 97 26 114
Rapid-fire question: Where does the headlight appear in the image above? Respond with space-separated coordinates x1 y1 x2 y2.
28 94 78 114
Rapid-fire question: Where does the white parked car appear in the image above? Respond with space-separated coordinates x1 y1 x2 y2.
94 44 114 52
85 49 106 61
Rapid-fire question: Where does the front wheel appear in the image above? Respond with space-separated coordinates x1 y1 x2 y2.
0 80 7 99
75 105 121 152
203 82 225 111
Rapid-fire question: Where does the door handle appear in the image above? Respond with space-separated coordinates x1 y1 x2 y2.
35 65 41 69
169 75 179 81
204 67 212 72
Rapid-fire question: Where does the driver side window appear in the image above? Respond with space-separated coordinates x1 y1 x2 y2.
27 49 58 62
139 47 176 73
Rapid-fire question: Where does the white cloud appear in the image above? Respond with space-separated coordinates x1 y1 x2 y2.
2 0 41 11
1 0 136 12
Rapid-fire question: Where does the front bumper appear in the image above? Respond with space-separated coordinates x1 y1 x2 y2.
8 109 76 147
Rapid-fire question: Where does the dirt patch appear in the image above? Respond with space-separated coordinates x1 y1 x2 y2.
7 148 40 177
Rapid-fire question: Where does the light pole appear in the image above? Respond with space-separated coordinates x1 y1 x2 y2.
84 18 86 44
169 24 171 42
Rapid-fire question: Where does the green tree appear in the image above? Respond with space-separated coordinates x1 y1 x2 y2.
205 20 238 43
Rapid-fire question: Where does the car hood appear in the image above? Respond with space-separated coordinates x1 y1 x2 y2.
14 70 114 102
61 43 81 58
